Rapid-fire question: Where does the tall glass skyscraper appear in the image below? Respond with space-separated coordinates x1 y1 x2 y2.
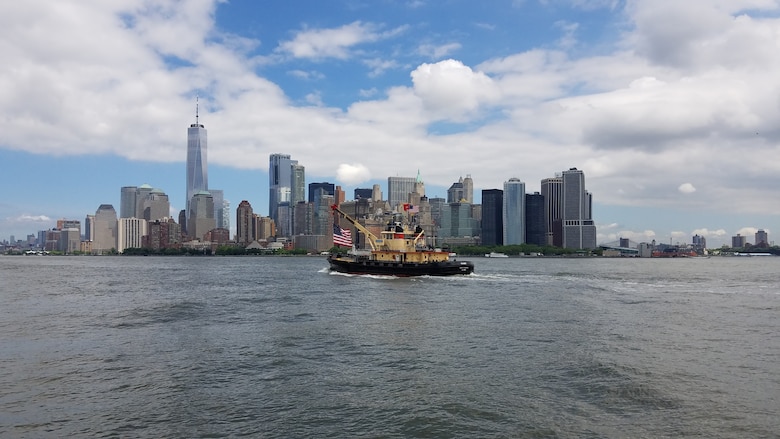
269 153 297 229
186 102 208 225
120 186 137 219
481 189 503 246
502 178 526 245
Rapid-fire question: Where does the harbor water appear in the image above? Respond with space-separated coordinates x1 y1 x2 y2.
1 255 778 438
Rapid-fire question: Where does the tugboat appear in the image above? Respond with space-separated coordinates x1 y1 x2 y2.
328 205 474 276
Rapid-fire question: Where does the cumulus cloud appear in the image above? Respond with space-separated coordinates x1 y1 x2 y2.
336 163 371 185
678 183 697 194
410 59 500 121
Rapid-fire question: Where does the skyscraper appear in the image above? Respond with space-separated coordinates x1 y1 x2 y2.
755 229 769 246
541 176 562 246
210 189 229 230
186 100 208 227
447 178 465 203
388 176 416 211
236 200 254 246
120 186 137 218
503 178 526 245
269 153 297 232
481 189 503 246
462 175 473 204
561 168 597 249
188 191 215 241
141 188 170 221
134 184 153 218
525 192 546 246
309 182 335 235
93 204 118 254
291 163 306 206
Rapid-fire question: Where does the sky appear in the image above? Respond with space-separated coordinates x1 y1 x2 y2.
1 0 779 248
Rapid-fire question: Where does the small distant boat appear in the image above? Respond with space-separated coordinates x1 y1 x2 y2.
484 252 509 258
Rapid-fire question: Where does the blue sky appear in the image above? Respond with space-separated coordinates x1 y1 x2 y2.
2 0 780 247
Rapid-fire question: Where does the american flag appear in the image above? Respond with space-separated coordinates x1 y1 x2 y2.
333 223 353 247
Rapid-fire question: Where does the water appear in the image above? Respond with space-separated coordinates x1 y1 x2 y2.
1 255 778 438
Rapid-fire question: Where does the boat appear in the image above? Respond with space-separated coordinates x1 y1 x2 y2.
327 205 474 276
484 252 509 258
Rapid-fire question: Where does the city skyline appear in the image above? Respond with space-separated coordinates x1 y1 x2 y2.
1 1 779 247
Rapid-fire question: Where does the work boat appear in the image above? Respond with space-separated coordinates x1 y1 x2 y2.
328 205 474 277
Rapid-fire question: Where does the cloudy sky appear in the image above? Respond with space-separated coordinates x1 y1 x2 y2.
1 0 779 247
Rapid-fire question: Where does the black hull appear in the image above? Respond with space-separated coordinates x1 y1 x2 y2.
328 256 474 277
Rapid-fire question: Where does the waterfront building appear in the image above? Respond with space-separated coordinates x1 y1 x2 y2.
58 228 81 254
293 201 314 236
268 154 303 236
503 178 526 245
525 192 546 246
210 189 229 230
291 163 306 206
481 189 503 246
755 229 768 247
316 195 335 238
117 217 147 253
257 216 275 240
541 176 562 246
439 202 478 239
236 200 255 246
732 234 747 248
388 176 416 211
188 191 215 241
561 168 597 249
692 234 707 250
428 197 445 232
146 218 181 250
93 204 118 254
133 184 153 219
186 101 208 227
141 188 170 222
84 214 95 242
120 186 137 219
309 182 335 235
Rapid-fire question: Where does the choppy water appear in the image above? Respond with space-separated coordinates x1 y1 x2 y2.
1 255 778 438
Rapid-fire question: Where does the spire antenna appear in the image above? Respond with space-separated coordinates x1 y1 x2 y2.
196 95 199 126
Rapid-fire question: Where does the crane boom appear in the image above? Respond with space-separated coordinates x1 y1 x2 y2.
331 205 378 251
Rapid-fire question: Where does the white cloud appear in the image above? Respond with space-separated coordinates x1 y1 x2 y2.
12 214 53 223
417 43 462 59
336 163 371 185
410 59 501 121
692 228 727 238
364 58 400 77
276 21 406 60
678 183 697 194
